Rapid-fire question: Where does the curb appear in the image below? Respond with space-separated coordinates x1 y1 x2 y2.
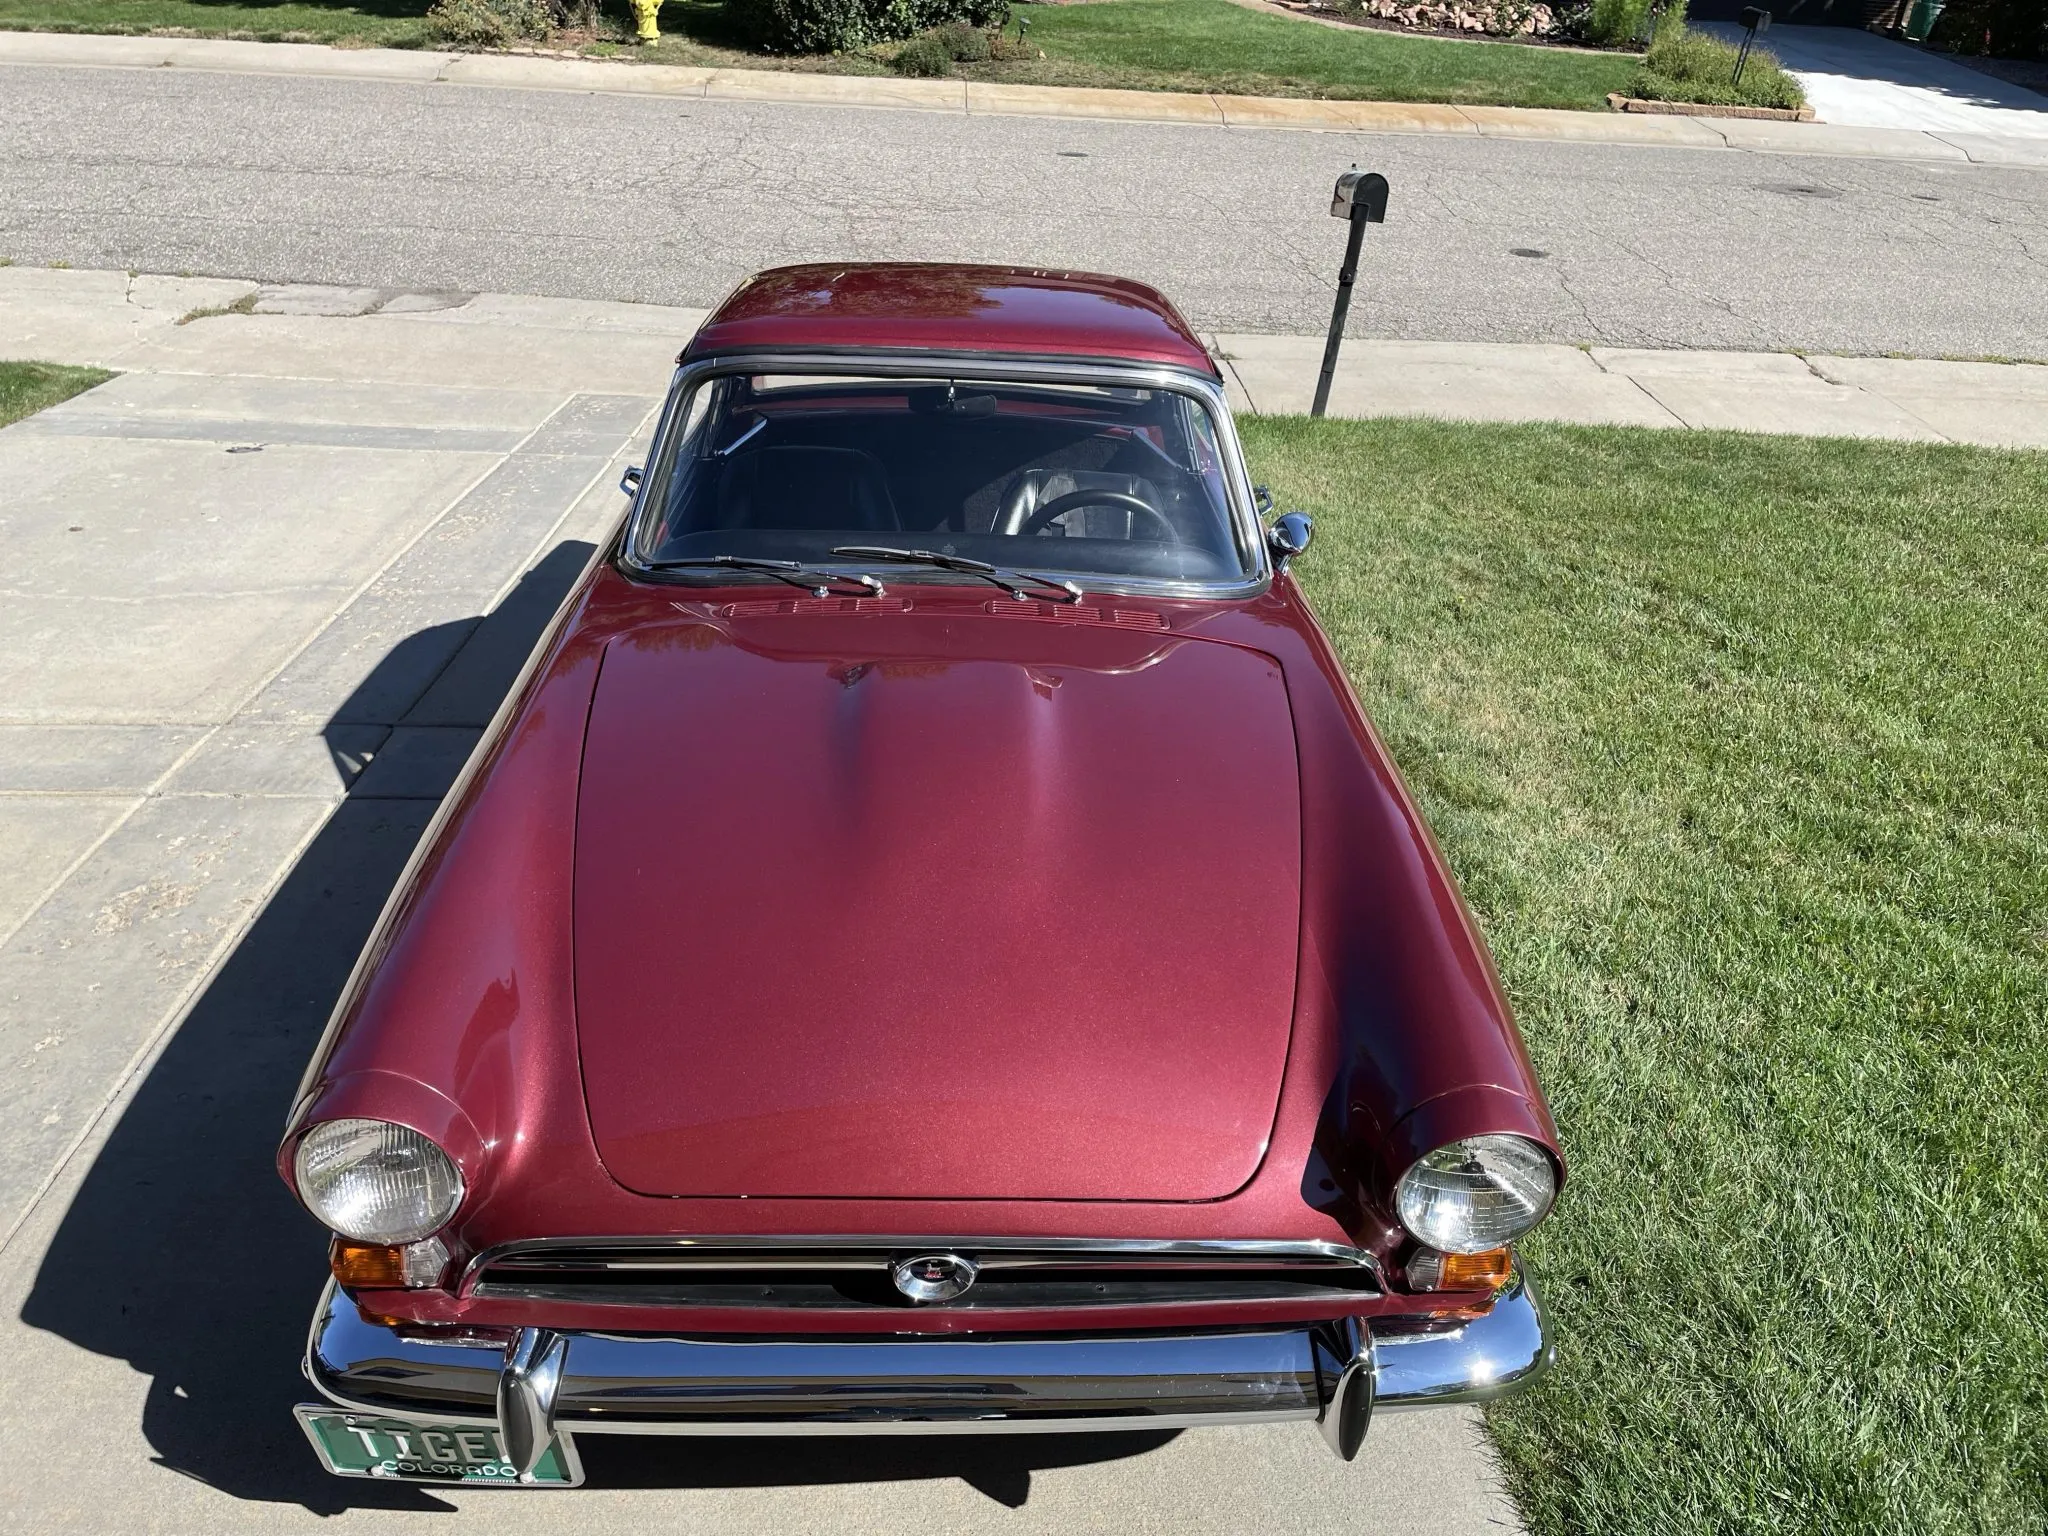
1607 92 1816 122
4 262 2048 442
2 29 2044 165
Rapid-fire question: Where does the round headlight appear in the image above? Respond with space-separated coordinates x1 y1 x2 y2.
1394 1134 1556 1255
294 1118 464 1245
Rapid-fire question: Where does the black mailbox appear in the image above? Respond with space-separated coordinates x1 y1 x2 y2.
1329 170 1390 225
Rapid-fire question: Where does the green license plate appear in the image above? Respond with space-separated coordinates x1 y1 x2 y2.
294 1405 582 1487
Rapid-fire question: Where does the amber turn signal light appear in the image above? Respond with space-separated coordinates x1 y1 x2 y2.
330 1238 406 1288
330 1235 449 1290
1406 1246 1514 1293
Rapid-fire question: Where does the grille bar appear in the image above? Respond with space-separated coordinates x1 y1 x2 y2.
467 1239 1381 1311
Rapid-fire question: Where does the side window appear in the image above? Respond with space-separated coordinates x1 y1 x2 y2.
672 382 719 464
1181 395 1232 516
1184 394 1222 476
651 384 721 547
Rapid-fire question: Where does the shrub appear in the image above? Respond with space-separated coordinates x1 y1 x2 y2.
1546 0 1597 40
427 0 559 46
888 19 996 71
729 0 1008 53
935 18 992 58
1629 21 1805 107
891 28 955 71
1928 0 2046 57
1586 0 1654 45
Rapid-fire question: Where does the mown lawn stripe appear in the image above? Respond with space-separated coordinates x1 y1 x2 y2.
1242 416 2048 1536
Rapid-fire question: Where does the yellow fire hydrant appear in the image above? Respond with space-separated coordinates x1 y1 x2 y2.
630 0 660 42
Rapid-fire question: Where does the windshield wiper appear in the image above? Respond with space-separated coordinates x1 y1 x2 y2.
641 555 883 598
830 546 1082 604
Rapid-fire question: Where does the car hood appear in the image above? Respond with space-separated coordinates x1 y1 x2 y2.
573 606 1302 1201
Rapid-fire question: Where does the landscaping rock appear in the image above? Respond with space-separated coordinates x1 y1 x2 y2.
1283 0 1571 40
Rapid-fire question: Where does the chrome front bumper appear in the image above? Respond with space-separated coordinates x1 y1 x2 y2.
304 1268 1551 1476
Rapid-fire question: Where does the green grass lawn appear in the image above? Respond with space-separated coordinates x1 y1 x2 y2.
1241 417 2048 1534
965 0 1635 106
0 360 112 428
0 0 435 43
0 0 1640 106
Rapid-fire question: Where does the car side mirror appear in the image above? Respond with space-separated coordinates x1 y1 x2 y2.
620 465 643 498
1266 512 1313 569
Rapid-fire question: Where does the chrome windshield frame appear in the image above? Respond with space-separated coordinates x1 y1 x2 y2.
616 351 1273 602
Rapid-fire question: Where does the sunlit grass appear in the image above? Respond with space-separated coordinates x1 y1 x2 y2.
0 0 435 43
0 360 113 428
1242 417 2048 1535
985 0 1634 107
0 0 1639 107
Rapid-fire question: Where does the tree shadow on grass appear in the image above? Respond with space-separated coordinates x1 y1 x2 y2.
18 538 1172 1512
166 0 753 42
171 0 435 19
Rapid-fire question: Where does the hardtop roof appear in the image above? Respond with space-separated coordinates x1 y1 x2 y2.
682 263 1219 377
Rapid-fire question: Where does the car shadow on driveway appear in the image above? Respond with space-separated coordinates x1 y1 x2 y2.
18 539 1173 1513
574 1431 1175 1509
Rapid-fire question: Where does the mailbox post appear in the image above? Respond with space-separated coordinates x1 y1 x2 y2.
1311 169 1389 420
1733 6 1770 85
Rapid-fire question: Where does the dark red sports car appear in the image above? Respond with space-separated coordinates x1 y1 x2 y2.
281 263 1562 1487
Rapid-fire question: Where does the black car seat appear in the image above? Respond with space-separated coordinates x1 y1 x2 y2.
713 445 901 532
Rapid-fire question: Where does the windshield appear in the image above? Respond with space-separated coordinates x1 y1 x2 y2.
627 371 1256 588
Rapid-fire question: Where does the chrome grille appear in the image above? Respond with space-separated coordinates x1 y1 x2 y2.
468 1238 1381 1310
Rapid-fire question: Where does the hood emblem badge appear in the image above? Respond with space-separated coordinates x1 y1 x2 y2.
890 1252 978 1304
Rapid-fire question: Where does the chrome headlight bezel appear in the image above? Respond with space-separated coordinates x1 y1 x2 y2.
293 1117 465 1246
1393 1133 1557 1255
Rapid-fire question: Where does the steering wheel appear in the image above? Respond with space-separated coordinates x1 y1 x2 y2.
1020 489 1177 542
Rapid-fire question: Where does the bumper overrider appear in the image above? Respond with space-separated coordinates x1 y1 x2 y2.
301 1263 1552 1482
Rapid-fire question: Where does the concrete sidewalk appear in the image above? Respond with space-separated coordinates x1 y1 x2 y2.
6 28 2048 167
1215 336 2048 446
6 266 2042 445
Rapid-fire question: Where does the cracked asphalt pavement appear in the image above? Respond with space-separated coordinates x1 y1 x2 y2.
2 63 2047 357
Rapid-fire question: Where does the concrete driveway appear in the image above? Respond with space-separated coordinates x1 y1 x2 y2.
0 275 1524 1536
1703 22 2048 136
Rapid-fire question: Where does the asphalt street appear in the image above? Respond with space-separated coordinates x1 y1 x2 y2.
3 62 2047 356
